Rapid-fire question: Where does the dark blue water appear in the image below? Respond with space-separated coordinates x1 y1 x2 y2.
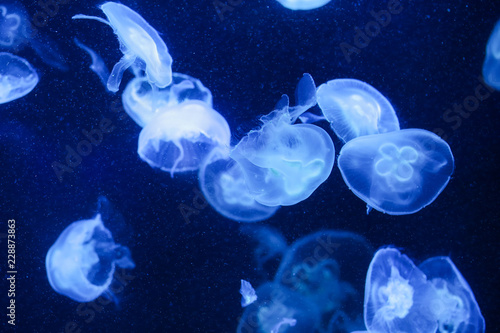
1 0 499 332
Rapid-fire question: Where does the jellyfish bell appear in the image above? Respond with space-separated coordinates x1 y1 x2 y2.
0 52 39 104
482 19 500 90
276 0 331 11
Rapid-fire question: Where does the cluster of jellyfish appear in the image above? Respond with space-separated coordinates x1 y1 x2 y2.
237 228 485 333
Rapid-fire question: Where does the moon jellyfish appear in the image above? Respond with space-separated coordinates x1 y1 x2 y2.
240 280 258 307
45 214 135 303
0 52 38 104
237 283 320 333
364 248 438 333
138 101 230 176
73 2 173 92
123 73 213 127
317 79 399 143
482 19 500 90
74 38 110 88
338 129 455 215
231 73 335 206
276 0 331 10
240 225 287 272
419 257 485 333
199 147 279 222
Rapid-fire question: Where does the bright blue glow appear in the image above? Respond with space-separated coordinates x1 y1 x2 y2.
74 38 109 88
123 73 213 128
73 2 173 92
338 129 455 215
419 257 485 333
240 280 258 307
276 0 331 10
482 19 500 90
0 52 38 104
364 248 438 333
317 78 400 143
45 214 135 303
138 101 231 176
231 73 335 206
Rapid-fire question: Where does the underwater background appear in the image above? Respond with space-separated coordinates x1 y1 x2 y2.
0 0 499 332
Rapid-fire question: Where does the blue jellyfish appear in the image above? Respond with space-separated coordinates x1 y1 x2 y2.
0 52 38 104
338 129 455 215
419 257 485 333
231 74 335 206
240 279 258 307
317 78 400 143
364 248 438 333
275 0 331 10
45 214 135 303
123 73 213 127
73 2 173 92
74 38 110 89
482 19 500 90
138 100 231 176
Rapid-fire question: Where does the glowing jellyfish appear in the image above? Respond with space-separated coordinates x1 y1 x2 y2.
419 257 485 333
138 100 230 176
0 52 38 104
45 214 135 303
123 73 213 127
231 73 335 206
276 0 331 10
317 79 399 143
482 19 500 90
364 248 438 333
240 279 258 307
338 129 455 215
73 2 173 92
237 283 320 333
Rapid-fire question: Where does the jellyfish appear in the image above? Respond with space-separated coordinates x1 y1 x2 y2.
482 19 500 90
0 52 38 104
45 214 135 303
316 78 400 143
275 0 331 10
419 257 485 333
240 279 258 307
231 73 335 206
123 73 213 127
73 2 173 92
337 129 455 215
74 38 110 88
199 147 279 222
138 100 231 176
364 248 438 333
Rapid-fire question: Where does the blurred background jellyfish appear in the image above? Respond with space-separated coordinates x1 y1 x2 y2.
338 129 455 215
317 78 400 143
138 100 231 176
274 230 373 332
0 52 38 104
482 19 500 90
74 37 110 89
364 248 438 333
419 257 485 333
275 0 331 10
123 73 213 127
45 213 135 303
231 73 335 206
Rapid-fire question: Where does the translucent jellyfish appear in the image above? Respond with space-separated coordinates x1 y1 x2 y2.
73 2 173 92
45 214 135 303
239 225 287 272
199 147 279 222
237 283 320 333
364 248 438 333
482 19 500 90
276 0 331 10
419 257 485 333
274 230 372 332
338 129 455 215
240 279 258 307
0 52 38 104
317 79 400 143
74 38 110 88
231 74 335 206
138 100 230 176
123 73 213 127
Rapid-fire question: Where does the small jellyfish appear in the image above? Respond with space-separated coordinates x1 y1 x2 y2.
138 100 231 176
364 248 438 333
45 214 135 303
240 279 258 307
275 0 331 10
482 19 500 90
123 73 213 127
231 73 335 206
338 129 455 215
0 52 38 104
73 2 173 92
74 38 110 88
419 257 485 333
317 78 400 143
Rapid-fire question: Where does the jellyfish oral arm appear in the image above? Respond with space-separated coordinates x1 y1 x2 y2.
240 280 258 307
108 53 137 92
72 14 112 27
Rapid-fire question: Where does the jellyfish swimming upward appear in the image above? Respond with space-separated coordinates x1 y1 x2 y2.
0 52 38 104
